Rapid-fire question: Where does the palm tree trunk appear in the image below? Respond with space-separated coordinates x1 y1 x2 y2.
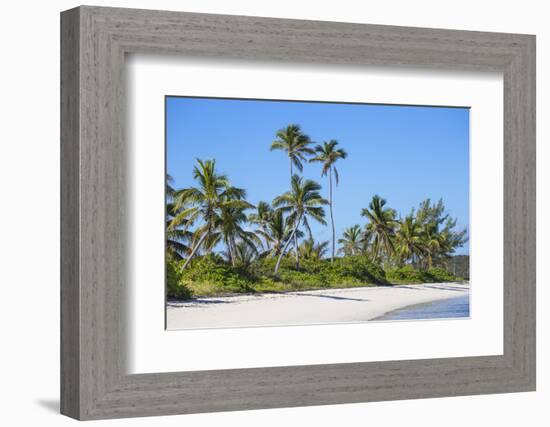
261 225 271 252
289 158 299 269
181 231 208 270
329 168 335 262
294 229 299 269
274 213 302 274
227 238 235 267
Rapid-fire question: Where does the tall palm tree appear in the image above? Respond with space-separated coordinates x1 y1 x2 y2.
270 124 315 261
310 140 347 262
173 159 253 269
272 175 328 273
270 124 314 179
361 195 398 263
338 224 364 256
395 215 424 266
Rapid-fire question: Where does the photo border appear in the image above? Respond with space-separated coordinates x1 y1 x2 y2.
61 6 535 420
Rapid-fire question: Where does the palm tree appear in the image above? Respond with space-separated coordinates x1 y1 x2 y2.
247 201 274 251
361 195 398 263
270 124 315 262
394 215 424 266
298 238 329 260
215 205 260 267
166 202 193 260
166 175 192 260
418 222 443 270
310 140 347 262
270 124 314 179
361 227 374 255
338 224 364 256
272 175 328 273
254 209 303 258
232 240 258 268
173 159 253 269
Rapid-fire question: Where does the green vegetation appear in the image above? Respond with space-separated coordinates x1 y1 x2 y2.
386 265 457 284
167 123 468 300
168 255 387 298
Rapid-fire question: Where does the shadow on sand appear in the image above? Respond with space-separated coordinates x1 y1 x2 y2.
167 299 233 308
292 292 369 302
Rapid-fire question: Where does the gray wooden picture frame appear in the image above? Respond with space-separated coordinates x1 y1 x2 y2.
60 5 536 420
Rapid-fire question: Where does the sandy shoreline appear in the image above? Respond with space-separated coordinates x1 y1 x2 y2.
167 282 470 329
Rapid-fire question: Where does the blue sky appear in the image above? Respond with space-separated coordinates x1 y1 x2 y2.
166 97 469 255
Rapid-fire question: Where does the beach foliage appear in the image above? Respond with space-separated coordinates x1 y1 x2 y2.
386 265 458 284
166 258 193 300
167 255 389 299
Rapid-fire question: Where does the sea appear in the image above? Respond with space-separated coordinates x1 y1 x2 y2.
375 294 470 321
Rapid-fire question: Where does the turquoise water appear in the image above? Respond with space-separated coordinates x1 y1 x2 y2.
375 295 470 321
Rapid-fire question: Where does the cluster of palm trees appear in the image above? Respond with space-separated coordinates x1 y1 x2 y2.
339 197 467 270
167 124 466 274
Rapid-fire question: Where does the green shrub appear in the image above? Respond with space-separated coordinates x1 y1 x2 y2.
329 256 387 284
167 254 458 299
427 267 456 282
166 259 193 300
179 254 253 296
386 265 427 283
249 255 386 288
386 265 458 283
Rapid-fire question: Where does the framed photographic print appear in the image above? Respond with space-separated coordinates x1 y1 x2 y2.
61 6 536 420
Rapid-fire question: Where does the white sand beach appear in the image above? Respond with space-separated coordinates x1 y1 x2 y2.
167 282 470 329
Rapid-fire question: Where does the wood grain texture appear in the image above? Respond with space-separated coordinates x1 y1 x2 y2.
60 6 536 420
60 7 80 419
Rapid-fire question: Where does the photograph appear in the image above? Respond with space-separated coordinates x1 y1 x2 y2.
165 96 470 329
